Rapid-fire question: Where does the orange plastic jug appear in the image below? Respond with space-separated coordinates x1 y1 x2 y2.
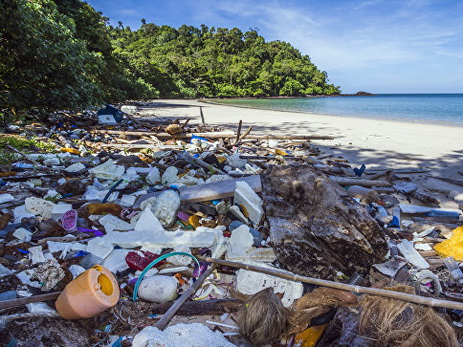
56 265 120 320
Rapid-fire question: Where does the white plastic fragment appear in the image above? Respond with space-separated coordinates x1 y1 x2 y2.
234 181 263 227
13 228 33 242
397 239 430 269
51 203 73 221
28 246 46 264
63 162 86 173
103 249 131 273
132 323 235 347
98 214 133 233
226 153 247 169
151 189 180 228
13 204 36 223
227 225 253 259
138 275 178 303
25 197 55 219
86 237 114 259
235 261 304 307
146 166 161 185
0 264 13 278
161 166 178 185
0 194 15 204
68 265 86 278
89 159 125 180
98 114 117 125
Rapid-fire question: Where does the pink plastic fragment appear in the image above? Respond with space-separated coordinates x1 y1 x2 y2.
61 209 78 232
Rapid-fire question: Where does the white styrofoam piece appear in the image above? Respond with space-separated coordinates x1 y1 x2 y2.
103 249 131 273
25 197 55 219
89 159 125 181
13 227 33 242
86 237 114 259
98 214 133 233
28 246 46 264
99 209 222 250
234 181 263 227
235 261 304 307
132 323 234 347
119 195 137 207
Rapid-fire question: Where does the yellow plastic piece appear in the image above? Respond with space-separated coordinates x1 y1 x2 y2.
434 226 463 260
294 324 328 347
217 156 227 164
275 149 289 156
188 215 201 229
239 204 249 218
60 148 81 155
55 265 120 320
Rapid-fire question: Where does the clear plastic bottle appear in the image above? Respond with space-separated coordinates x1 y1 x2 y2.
443 257 463 284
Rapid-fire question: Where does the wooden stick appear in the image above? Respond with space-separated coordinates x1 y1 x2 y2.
179 151 230 177
236 126 253 145
198 257 463 311
6 145 40 166
0 292 61 310
199 106 205 125
330 177 392 187
150 299 241 316
234 120 243 145
155 264 216 330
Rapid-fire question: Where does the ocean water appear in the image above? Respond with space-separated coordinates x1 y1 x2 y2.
214 94 463 126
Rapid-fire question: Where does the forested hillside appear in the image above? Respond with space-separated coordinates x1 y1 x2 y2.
0 0 340 113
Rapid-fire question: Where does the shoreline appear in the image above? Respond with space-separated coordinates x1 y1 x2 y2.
137 99 463 181
200 99 463 129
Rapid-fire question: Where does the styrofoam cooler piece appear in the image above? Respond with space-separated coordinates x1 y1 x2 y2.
138 275 178 303
235 261 303 307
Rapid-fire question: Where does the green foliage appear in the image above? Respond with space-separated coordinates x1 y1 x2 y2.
112 23 341 97
0 0 340 113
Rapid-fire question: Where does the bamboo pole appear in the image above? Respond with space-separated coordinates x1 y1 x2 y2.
0 292 61 310
155 264 216 330
199 257 463 311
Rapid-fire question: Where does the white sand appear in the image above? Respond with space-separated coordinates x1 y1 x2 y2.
137 99 463 179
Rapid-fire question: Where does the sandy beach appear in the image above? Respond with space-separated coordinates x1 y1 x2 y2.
137 99 463 179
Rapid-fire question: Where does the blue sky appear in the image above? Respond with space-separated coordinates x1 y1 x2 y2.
87 0 463 93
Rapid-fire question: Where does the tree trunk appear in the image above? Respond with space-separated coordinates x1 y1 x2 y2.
262 164 387 279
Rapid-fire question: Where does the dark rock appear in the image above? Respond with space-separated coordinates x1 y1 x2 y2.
262 164 387 279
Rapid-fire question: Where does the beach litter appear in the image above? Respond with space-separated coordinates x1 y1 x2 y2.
0 103 462 346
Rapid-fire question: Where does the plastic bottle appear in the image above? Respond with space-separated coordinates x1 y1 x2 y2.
443 257 463 284
55 265 120 320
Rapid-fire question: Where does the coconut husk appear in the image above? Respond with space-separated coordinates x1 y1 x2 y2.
288 287 359 335
359 285 458 347
234 288 289 345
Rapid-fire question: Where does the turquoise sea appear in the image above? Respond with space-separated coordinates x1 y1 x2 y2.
214 94 463 126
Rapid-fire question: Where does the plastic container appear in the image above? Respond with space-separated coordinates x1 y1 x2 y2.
55 265 120 320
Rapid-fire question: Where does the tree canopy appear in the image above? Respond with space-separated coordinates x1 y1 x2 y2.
0 0 341 112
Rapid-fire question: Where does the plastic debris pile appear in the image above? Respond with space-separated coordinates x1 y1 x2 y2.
0 103 462 346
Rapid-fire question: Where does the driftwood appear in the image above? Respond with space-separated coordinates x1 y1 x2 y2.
150 299 241 316
262 164 387 278
155 264 216 330
0 292 61 310
199 257 463 311
330 176 392 187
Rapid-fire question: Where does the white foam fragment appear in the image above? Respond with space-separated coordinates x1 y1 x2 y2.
132 323 234 347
